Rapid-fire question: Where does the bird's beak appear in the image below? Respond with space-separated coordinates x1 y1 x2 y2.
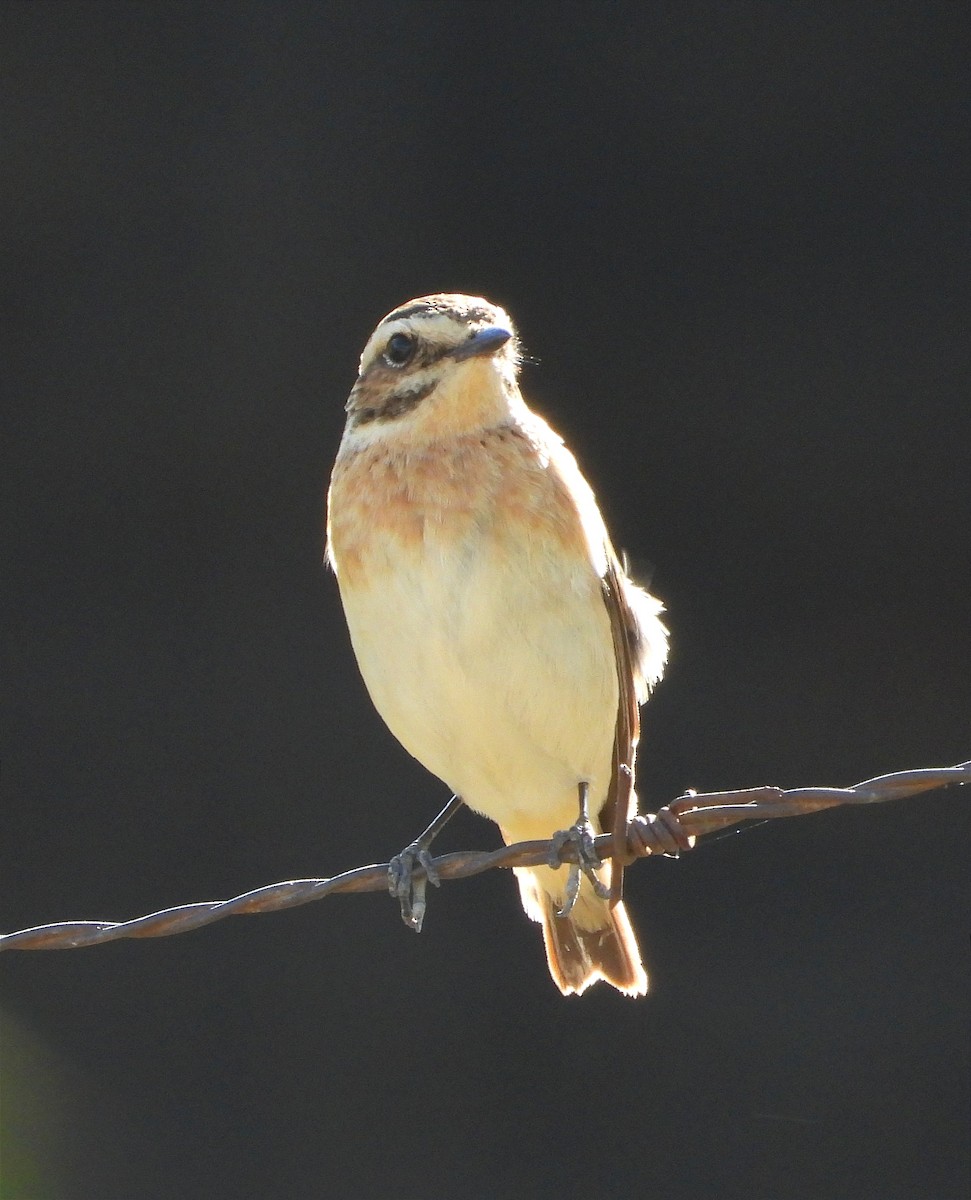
450 327 513 361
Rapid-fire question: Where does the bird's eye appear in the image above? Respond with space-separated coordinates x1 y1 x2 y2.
384 332 416 367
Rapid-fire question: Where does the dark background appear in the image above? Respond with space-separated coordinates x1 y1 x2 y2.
1 3 968 1197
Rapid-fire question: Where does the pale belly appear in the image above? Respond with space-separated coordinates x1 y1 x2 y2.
338 528 618 840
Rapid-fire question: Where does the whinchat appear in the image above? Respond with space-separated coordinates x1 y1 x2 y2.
326 294 668 995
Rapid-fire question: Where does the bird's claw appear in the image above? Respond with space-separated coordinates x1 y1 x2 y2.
548 818 610 917
386 794 464 933
388 844 441 933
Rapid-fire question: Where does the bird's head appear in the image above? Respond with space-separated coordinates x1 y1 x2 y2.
344 294 523 442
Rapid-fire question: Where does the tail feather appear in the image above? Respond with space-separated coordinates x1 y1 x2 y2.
516 866 648 997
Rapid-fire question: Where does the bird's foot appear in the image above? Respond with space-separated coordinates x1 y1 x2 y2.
548 782 610 917
387 794 464 933
388 844 440 932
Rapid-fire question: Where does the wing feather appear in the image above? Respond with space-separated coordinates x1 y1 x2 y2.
600 553 642 904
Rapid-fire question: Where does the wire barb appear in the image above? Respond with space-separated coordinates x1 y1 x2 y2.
2 762 967 952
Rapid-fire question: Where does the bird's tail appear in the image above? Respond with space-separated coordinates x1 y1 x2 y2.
516 865 648 997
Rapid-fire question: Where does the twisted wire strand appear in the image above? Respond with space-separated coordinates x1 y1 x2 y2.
2 762 967 952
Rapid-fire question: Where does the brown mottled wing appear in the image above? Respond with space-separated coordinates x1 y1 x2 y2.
600 553 641 905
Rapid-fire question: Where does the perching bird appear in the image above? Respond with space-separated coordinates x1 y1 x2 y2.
326 294 668 995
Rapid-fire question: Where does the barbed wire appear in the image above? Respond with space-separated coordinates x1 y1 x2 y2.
2 761 967 952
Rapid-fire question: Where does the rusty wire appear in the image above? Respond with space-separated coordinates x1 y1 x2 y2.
2 761 967 952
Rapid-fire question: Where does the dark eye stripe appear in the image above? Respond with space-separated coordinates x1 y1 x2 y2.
368 342 451 374
351 379 438 425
